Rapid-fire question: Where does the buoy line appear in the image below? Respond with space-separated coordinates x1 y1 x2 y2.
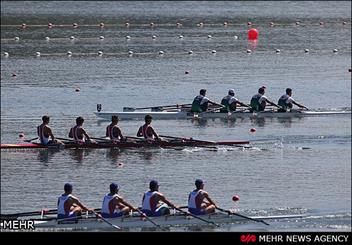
1 21 349 28
3 48 349 58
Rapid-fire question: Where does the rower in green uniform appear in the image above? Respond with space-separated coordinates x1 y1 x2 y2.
277 88 308 112
250 86 280 112
220 89 250 113
191 89 224 113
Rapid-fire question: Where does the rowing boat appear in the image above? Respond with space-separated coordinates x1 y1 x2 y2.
0 140 249 150
7 212 306 231
94 109 351 120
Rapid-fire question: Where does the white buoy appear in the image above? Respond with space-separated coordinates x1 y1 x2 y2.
275 49 281 53
333 49 338 53
246 49 252 54
158 51 164 55
45 37 50 41
197 22 204 27
99 36 105 40
179 35 184 39
296 21 300 26
207 35 212 39
14 36 20 41
98 51 103 56
128 51 133 55
67 51 72 56
234 35 238 40
126 35 131 40
304 49 309 53
188 50 193 55
70 36 75 40
211 50 216 54
36 52 41 57
152 35 157 39
4 52 9 57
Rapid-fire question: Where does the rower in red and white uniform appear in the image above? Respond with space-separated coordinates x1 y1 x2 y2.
188 179 217 215
37 115 63 145
141 180 178 217
57 183 92 220
106 116 125 142
101 183 137 218
69 116 95 143
137 115 160 143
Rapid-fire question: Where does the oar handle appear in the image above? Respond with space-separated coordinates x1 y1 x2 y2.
24 137 39 143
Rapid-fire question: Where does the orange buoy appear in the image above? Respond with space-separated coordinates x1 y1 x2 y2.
248 28 259 40
250 128 256 133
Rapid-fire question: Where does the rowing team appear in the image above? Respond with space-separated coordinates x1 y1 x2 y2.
37 114 162 145
191 87 308 113
57 179 228 219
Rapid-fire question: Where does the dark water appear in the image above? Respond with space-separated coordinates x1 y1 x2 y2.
1 1 351 231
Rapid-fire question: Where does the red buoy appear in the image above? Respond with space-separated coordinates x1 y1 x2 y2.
248 28 259 40
232 195 240 202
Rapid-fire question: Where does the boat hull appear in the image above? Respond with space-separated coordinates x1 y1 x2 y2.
0 140 249 150
30 213 305 231
95 110 351 120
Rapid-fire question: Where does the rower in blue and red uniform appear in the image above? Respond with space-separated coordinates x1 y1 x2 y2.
141 180 178 217
101 183 137 218
188 179 217 215
137 115 160 143
106 116 125 142
69 116 95 143
57 183 92 220
37 115 63 145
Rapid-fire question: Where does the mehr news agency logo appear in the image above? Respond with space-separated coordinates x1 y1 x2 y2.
240 234 350 243
1 219 35 231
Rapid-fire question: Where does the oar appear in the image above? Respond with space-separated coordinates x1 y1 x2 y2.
135 209 167 231
159 135 216 145
216 207 269 226
24 137 39 143
55 137 76 143
173 207 220 227
123 104 192 112
92 210 121 230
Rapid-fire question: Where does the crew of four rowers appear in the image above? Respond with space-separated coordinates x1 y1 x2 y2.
36 113 160 145
57 179 216 219
191 87 308 113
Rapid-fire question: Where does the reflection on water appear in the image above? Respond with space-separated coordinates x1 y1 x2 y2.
36 148 60 164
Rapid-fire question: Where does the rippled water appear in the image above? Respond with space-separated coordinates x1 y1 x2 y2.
1 1 351 231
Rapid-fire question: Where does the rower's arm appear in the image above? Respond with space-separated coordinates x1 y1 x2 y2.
119 197 137 211
292 101 308 110
209 100 225 108
68 128 73 138
105 127 109 137
47 127 55 140
71 196 90 211
203 192 217 207
150 127 159 139
237 101 251 108
81 128 91 140
158 194 176 208
137 127 143 137
267 100 281 109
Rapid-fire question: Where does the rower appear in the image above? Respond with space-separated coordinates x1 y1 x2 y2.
57 183 92 220
188 179 217 215
106 116 125 142
191 89 224 113
101 183 138 218
141 180 178 217
277 88 308 112
137 115 160 143
37 115 63 145
220 89 250 113
69 116 95 143
250 86 281 112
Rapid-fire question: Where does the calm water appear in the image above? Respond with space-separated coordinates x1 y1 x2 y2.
1 1 351 231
